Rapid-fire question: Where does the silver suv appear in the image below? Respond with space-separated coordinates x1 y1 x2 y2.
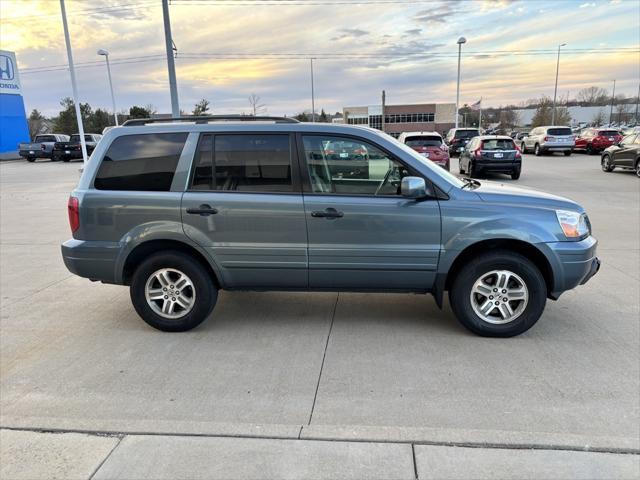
61 116 599 337
521 126 574 156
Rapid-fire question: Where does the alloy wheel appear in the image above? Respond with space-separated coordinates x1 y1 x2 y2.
470 270 529 324
145 268 196 319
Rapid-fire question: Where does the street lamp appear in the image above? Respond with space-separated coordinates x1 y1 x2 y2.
310 58 316 123
551 43 566 125
97 49 118 126
455 36 466 129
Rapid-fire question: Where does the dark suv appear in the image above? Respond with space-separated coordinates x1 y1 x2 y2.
459 135 522 179
445 128 480 156
600 133 640 176
61 116 599 337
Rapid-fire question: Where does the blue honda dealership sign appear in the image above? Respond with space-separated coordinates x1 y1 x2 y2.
0 50 29 157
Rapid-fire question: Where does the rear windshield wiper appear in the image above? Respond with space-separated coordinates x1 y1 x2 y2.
461 178 481 189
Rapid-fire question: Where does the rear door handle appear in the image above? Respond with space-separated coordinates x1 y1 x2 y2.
311 208 344 219
186 204 218 216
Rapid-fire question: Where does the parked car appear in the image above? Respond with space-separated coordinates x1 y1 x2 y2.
323 139 370 179
398 131 450 170
53 133 103 162
459 135 522 180
520 126 574 156
574 128 623 154
600 133 640 176
515 132 529 141
445 128 480 156
18 134 69 162
61 116 599 338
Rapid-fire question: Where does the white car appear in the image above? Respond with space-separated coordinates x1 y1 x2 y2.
521 126 574 156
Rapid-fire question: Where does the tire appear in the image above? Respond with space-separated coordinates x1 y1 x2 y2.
130 251 217 332
459 159 466 174
62 157 70 163
635 160 640 178
449 250 547 337
563 150 571 157
468 161 476 178
26 157 35 163
511 169 521 180
520 142 527 153
586 144 593 155
534 144 542 156
601 155 614 172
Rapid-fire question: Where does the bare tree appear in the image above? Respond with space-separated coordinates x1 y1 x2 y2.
248 93 266 116
192 99 211 116
591 109 606 126
576 86 609 106
616 103 630 124
531 96 571 127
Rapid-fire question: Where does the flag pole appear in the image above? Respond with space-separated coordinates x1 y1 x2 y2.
479 97 482 131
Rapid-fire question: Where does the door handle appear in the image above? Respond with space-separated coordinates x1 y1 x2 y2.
186 204 218 216
311 208 344 219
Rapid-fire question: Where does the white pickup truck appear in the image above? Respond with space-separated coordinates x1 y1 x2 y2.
19 134 70 162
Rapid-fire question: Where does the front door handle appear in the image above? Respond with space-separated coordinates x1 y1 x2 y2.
311 208 344 219
186 204 218 216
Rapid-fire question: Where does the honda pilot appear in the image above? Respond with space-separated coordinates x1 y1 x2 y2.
62 116 600 337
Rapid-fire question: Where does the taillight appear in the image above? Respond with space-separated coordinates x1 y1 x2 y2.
68 196 79 233
474 148 482 158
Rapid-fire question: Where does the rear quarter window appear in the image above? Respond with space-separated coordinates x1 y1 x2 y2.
94 133 188 191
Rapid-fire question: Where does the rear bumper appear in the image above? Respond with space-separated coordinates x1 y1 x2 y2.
544 236 599 299
19 150 46 158
61 239 121 284
540 144 574 152
55 150 84 159
476 160 521 173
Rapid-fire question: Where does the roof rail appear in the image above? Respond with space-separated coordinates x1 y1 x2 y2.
122 115 300 126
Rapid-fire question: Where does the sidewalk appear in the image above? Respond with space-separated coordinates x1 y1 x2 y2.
2 428 638 480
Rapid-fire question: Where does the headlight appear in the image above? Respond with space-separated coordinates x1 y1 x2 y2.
556 210 590 238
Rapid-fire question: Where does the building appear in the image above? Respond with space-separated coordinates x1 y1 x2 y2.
0 50 29 160
343 103 457 137
513 104 639 128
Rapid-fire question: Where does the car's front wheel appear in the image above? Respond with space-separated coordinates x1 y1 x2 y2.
449 250 546 337
601 155 614 172
130 251 217 332
635 160 640 178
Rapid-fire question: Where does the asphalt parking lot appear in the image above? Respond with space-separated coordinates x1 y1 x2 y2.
1 152 639 479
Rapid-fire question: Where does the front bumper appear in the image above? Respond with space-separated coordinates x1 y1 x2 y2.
544 236 600 299
61 239 121 283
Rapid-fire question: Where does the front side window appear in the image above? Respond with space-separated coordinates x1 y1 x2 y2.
302 135 412 196
190 134 292 192
620 135 636 146
95 133 187 191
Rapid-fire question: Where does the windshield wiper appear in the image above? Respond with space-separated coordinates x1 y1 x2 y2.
461 177 481 189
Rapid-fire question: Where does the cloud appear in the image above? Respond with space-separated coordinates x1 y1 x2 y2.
331 28 370 41
413 4 457 24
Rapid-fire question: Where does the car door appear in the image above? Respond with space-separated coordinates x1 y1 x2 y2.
612 134 637 167
298 133 441 290
182 132 308 288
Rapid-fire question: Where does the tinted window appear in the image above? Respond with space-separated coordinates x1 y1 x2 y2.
620 135 636 146
35 135 56 142
548 128 572 136
303 135 413 196
95 133 187 191
481 139 516 150
191 134 213 191
454 130 479 139
405 136 442 147
212 134 292 192
70 134 96 142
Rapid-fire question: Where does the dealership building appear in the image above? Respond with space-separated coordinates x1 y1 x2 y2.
342 103 457 137
0 50 29 159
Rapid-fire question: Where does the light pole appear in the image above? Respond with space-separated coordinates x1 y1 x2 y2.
551 43 566 125
97 49 118 126
455 36 466 129
162 0 179 118
310 58 316 122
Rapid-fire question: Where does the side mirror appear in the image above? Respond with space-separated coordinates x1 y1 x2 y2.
401 176 430 199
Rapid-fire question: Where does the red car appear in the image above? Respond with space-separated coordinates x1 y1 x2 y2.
399 131 450 170
574 128 623 154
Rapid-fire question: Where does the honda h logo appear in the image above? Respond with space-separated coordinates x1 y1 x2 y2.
0 54 15 80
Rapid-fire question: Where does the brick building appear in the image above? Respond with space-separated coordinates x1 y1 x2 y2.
343 103 457 137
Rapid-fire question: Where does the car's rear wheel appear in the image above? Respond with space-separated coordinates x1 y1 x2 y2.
449 250 546 337
534 144 542 156
26 157 35 163
586 144 593 155
563 150 571 157
601 155 614 172
130 251 217 332
511 169 521 180
458 159 466 174
468 161 477 178
62 157 70 162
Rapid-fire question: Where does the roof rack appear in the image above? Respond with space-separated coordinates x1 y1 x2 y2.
122 115 299 126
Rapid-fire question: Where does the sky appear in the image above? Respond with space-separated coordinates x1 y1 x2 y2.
1 0 639 118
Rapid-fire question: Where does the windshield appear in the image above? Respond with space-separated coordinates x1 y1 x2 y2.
405 136 442 147
70 135 94 142
481 139 516 150
387 135 465 188
455 130 479 139
548 128 572 136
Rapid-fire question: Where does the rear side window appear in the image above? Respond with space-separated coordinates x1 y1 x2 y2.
481 139 516 150
35 135 57 142
547 128 572 136
405 136 442 147
190 134 292 192
94 133 187 191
